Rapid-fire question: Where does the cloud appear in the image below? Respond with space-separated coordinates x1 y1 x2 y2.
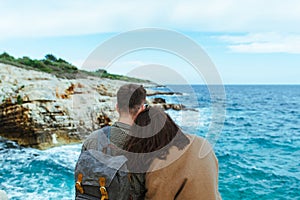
1 0 300 39
218 33 300 54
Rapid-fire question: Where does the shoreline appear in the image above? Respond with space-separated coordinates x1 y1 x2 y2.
0 63 188 149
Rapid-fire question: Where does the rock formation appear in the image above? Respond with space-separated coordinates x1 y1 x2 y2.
0 63 187 149
0 64 131 149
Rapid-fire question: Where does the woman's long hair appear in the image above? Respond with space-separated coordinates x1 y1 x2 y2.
124 106 190 172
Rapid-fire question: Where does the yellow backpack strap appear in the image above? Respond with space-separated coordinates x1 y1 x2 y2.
75 173 84 194
99 177 109 200
127 172 132 182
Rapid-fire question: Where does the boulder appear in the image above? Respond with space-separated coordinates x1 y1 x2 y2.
152 97 166 104
148 97 186 111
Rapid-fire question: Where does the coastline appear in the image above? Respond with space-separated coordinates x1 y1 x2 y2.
0 63 186 149
1 84 300 199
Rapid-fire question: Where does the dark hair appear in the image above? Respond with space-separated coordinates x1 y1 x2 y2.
125 107 190 172
117 84 146 115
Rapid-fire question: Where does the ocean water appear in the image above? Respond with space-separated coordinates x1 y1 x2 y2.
1 85 300 200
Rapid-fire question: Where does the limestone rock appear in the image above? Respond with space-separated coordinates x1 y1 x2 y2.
0 63 134 149
0 63 185 149
152 97 166 104
148 97 187 111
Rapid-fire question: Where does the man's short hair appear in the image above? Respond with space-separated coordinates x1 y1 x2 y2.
117 84 146 115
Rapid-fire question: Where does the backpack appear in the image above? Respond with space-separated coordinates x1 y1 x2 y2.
75 126 132 200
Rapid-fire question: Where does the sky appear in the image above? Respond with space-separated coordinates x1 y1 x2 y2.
0 0 299 84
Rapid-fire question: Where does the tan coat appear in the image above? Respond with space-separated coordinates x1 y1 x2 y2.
145 134 222 200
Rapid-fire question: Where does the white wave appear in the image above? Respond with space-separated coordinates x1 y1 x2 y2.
165 107 211 131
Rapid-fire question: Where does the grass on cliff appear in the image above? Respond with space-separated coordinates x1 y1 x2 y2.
0 52 151 83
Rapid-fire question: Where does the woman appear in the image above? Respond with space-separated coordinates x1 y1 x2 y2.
125 106 221 199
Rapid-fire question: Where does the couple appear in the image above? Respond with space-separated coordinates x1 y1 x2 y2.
82 84 221 199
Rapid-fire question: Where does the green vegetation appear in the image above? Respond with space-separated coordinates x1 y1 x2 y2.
0 52 151 83
0 52 78 79
17 95 23 105
86 69 150 83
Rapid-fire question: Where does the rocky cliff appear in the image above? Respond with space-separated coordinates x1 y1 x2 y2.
0 63 186 149
0 63 136 149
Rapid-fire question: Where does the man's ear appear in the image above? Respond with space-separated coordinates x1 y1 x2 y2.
133 104 144 120
116 104 120 113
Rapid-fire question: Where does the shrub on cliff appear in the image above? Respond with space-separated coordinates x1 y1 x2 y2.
0 52 151 83
45 54 58 62
0 52 15 61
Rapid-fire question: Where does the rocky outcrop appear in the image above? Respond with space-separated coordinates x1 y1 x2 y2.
0 64 134 149
152 97 166 104
0 63 188 149
147 91 182 96
147 98 190 111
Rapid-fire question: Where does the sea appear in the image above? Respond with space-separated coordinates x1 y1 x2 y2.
0 85 299 200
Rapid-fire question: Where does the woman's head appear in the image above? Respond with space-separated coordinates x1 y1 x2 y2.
125 106 190 159
124 106 190 172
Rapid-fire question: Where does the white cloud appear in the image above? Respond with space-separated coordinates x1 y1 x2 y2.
1 0 300 39
218 33 300 54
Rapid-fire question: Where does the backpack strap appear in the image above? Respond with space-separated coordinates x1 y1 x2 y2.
102 126 111 141
75 173 84 194
98 126 111 154
99 177 109 200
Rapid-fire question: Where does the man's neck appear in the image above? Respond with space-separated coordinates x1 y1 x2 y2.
118 115 134 125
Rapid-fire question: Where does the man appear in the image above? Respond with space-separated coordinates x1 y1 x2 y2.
82 83 147 151
80 83 147 199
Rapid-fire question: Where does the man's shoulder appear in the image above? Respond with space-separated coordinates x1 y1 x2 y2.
82 128 108 150
85 126 112 138
85 129 101 141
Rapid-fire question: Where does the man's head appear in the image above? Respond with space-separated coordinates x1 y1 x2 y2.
116 84 146 117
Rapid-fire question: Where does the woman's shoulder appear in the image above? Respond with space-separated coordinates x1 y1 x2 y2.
185 133 209 148
184 133 215 159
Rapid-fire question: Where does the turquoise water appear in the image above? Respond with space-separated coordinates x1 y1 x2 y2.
217 85 300 199
0 85 300 199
